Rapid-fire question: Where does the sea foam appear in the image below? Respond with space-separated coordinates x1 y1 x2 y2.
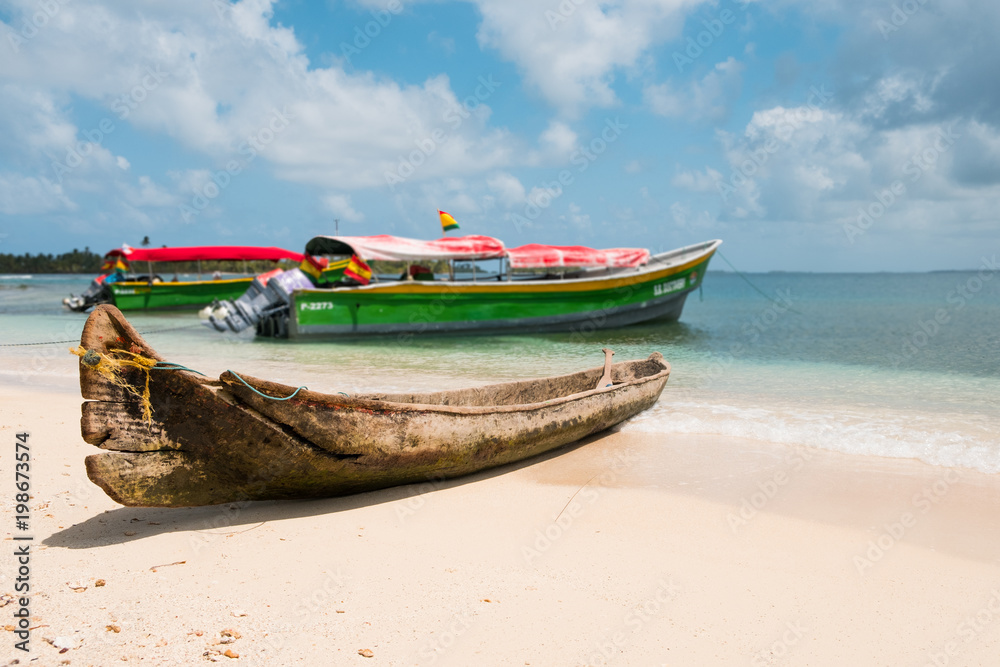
621 399 1000 474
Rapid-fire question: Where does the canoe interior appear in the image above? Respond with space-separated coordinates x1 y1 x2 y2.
239 356 670 409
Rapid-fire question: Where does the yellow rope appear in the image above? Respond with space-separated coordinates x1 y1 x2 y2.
70 346 158 424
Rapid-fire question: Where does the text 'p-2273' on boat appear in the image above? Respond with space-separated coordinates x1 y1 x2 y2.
202 235 722 339
63 244 305 312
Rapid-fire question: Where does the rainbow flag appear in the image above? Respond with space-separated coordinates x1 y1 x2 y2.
100 257 129 273
438 210 459 233
343 255 372 285
299 254 328 282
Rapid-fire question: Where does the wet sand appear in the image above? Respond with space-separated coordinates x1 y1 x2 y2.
2 383 1000 666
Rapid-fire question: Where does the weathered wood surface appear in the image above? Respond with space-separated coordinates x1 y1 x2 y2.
79 305 671 507
596 348 614 389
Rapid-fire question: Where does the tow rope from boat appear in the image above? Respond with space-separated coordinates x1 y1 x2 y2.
716 249 803 315
1 323 202 347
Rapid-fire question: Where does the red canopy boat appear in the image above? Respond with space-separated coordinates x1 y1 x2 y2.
63 244 304 312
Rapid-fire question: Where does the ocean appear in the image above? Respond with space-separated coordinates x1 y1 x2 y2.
2 270 998 473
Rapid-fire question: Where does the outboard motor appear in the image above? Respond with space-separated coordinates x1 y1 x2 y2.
201 268 315 338
63 274 112 312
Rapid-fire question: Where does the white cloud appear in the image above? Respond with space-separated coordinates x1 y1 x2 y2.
0 86 77 162
669 201 714 230
566 202 591 230
169 169 214 196
772 0 1000 134
644 83 684 118
538 121 577 159
427 31 456 55
486 172 526 207
472 0 704 116
0 75 188 240
700 94 1000 249
713 106 868 221
645 57 745 122
447 192 481 215
672 167 721 192
527 185 560 208
0 87 165 224
121 176 177 208
951 120 1000 186
0 173 74 215
322 194 365 223
0 0 520 195
401 178 483 226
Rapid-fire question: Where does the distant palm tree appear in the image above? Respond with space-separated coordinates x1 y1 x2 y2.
141 236 150 247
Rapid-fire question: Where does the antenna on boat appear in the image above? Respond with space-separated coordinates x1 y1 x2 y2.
335 218 339 236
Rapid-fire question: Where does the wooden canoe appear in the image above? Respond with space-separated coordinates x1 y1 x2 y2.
77 305 671 507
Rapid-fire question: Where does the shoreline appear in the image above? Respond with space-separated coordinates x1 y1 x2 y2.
2 385 999 665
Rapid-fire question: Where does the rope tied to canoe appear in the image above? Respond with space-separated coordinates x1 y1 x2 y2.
69 348 339 424
225 371 308 401
69 347 206 425
71 346 157 424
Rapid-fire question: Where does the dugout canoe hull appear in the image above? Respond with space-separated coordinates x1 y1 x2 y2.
78 305 670 507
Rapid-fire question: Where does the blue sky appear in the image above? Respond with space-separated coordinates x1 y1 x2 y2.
1 0 997 270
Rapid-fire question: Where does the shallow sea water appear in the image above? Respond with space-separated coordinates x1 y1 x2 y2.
2 269 998 472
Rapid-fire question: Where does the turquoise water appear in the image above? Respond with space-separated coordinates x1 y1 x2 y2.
2 271 998 472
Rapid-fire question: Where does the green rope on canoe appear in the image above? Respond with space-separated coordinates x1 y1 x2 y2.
91 355 345 401
226 370 308 401
152 362 206 375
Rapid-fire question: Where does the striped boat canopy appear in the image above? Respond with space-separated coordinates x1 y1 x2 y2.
506 244 650 269
305 235 507 262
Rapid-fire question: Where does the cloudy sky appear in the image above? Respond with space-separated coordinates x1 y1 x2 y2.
0 0 997 270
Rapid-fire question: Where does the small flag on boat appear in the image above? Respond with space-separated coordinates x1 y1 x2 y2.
343 254 372 285
438 210 459 233
100 257 128 273
318 258 350 285
299 254 328 282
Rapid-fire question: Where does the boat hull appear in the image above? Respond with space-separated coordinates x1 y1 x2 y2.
109 277 254 310
77 306 670 507
288 241 718 339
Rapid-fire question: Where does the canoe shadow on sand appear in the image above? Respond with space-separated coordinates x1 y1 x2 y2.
43 425 609 550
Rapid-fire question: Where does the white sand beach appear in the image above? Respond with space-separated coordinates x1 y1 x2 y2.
3 0 1000 664
4 382 1000 666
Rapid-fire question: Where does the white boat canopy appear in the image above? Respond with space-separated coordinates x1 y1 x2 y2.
305 235 507 262
506 244 650 269
304 235 651 269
